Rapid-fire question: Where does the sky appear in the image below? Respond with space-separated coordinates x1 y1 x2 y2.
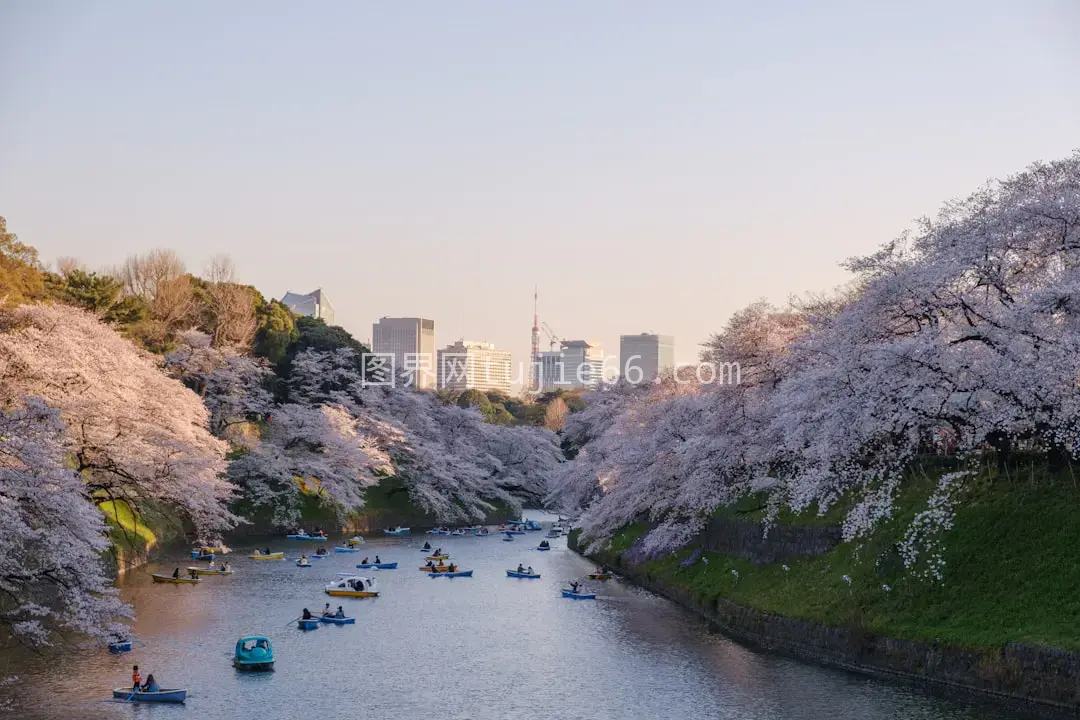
2 1 1078 380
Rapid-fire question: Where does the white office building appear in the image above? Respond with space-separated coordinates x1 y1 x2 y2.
538 340 604 391
372 317 436 389
281 288 335 325
619 333 674 383
437 340 513 395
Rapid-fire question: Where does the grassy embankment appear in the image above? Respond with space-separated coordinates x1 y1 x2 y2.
586 462 1080 652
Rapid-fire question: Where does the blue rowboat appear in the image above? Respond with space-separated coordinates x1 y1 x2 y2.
286 534 327 541
333 547 360 553
383 527 410 536
502 537 515 542
524 520 543 531
296 561 312 567
506 570 540 579
233 636 274 671
298 618 319 630
112 688 187 703
504 529 526 535
192 553 214 561
429 570 473 578
562 590 596 600
108 640 132 654
311 554 326 559
355 562 398 569
189 550 201 559
318 615 356 625
536 546 551 551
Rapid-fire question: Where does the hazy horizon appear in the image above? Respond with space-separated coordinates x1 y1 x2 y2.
2 2 1078 377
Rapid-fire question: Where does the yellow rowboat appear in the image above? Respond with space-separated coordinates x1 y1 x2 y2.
425 555 449 561
248 552 284 560
418 566 451 572
325 589 379 598
201 546 230 555
186 567 234 576
151 574 200 584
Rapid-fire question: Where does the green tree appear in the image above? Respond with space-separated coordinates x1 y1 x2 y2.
456 389 491 410
254 298 299 363
0 217 45 305
46 269 147 325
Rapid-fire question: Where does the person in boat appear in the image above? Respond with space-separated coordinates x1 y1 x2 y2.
570 581 580 593
263 548 271 555
300 554 308 563
517 563 526 573
334 606 345 619
527 566 534 574
132 665 142 691
540 540 549 547
207 559 215 569
302 608 312 620
142 674 159 693
296 527 305 536
422 541 432 550
221 561 231 572
361 556 369 564
436 559 446 567
171 567 180 579
374 555 381 564
322 603 332 616
187 568 198 580
425 560 434 568
316 547 327 555
448 563 457 573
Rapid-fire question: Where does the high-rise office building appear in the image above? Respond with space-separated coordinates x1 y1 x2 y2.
372 317 436 389
281 288 335 325
619 333 674 384
437 340 513 395
538 340 604 391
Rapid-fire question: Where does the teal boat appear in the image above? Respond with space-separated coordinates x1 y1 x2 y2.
112 688 187 703
233 636 274 671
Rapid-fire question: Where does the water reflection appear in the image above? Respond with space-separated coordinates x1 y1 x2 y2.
2 512 1030 719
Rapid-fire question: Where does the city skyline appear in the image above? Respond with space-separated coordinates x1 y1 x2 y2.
3 4 1077 379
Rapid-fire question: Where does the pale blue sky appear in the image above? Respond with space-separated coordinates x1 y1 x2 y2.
2 1 1077 374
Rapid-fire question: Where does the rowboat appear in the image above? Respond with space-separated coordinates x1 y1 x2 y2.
186 567 234 576
425 554 449 561
334 546 360 553
450 529 466 536
248 552 284 560
506 570 540 579
562 590 596 599
108 640 132 654
545 531 561 538
347 536 365 546
200 545 230 554
588 573 613 580
318 615 356 625
311 554 326 559
112 688 187 703
504 529 526 535
536 546 551 551
191 553 214 562
233 636 274 671
383 527 410 536
429 570 473 578
287 533 327 541
296 560 312 567
474 529 491 536
355 562 398 569
325 576 379 598
523 520 543 531
419 566 451 572
298 618 319 630
150 574 199 584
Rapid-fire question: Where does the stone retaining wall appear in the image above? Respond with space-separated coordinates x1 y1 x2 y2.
702 515 841 564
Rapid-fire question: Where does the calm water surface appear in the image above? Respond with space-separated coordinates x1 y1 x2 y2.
7 512 1025 719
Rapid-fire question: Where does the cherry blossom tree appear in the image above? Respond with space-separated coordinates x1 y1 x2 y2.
0 304 236 534
0 397 130 646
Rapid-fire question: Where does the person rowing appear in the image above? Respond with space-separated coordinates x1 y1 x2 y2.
569 581 580 593
361 556 369 564
334 606 345 619
422 541 432 550
302 608 312 620
322 603 332 616
425 560 434 568
374 555 381 564
517 564 526 573
448 563 457 573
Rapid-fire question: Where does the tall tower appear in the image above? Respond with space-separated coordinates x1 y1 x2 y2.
530 286 540 391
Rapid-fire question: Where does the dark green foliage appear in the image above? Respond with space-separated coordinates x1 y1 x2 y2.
46 270 147 324
253 298 299 364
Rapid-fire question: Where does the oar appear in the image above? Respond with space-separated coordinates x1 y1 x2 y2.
284 616 303 628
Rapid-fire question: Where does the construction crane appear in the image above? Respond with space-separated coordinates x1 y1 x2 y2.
540 321 561 352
